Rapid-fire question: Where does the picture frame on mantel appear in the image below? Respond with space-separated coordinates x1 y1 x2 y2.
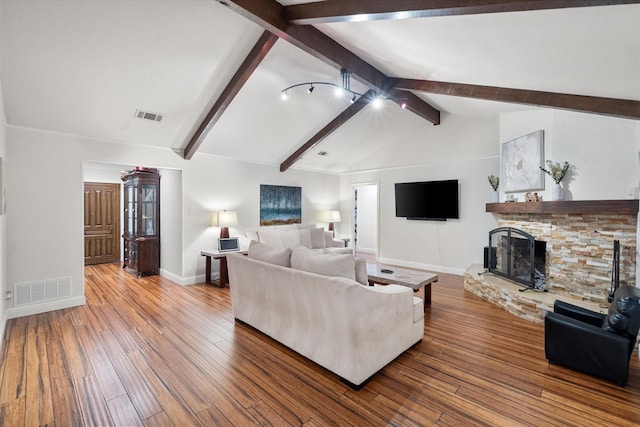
501 130 545 193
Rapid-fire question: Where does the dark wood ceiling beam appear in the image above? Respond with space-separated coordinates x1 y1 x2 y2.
280 90 375 172
183 30 278 160
285 0 640 25
391 78 640 120
217 0 440 125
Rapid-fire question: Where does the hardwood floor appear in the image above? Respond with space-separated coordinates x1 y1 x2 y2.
1 263 639 426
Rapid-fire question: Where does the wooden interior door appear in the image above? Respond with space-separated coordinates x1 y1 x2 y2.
84 182 120 265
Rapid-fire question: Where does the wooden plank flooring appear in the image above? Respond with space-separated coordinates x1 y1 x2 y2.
1 262 639 426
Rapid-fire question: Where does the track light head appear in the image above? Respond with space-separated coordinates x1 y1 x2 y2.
399 99 407 109
307 85 314 94
281 91 289 100
350 94 356 103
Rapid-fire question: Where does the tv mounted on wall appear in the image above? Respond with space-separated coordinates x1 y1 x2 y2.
395 179 459 221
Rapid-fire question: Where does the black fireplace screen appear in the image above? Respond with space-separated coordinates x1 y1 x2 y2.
488 227 546 290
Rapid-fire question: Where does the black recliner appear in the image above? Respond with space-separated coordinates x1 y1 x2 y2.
544 285 640 386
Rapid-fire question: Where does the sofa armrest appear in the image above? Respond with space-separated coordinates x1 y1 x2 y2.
332 238 346 248
545 311 632 385
553 300 605 327
324 230 346 247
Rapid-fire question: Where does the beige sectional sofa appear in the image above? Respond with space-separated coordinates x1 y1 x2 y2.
226 244 424 389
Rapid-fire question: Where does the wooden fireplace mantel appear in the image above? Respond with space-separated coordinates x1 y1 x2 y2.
486 199 639 216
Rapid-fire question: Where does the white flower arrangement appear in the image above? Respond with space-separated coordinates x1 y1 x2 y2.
488 175 499 191
540 160 571 184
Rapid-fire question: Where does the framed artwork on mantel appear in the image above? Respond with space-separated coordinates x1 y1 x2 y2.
501 130 545 193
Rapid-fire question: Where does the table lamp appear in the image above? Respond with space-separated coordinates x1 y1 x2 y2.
327 210 341 237
212 210 238 238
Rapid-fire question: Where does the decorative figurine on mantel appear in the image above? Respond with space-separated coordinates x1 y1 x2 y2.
525 192 541 202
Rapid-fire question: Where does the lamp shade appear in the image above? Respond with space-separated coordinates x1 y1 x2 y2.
327 210 341 223
216 210 238 227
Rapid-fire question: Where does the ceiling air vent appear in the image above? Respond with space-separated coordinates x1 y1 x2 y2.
135 109 163 122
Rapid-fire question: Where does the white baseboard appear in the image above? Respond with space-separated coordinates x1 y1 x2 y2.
6 296 86 319
377 257 465 276
160 269 212 286
355 247 377 255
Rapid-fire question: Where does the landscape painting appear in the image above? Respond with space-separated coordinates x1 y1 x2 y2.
260 184 302 226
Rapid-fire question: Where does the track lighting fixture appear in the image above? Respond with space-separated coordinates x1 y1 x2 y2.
281 68 407 110
281 68 363 102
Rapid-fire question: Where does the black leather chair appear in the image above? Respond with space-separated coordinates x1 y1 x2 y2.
545 285 640 386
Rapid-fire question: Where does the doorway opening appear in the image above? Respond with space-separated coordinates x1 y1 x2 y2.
353 183 378 262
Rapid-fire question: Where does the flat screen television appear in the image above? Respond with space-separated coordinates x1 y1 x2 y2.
395 179 459 221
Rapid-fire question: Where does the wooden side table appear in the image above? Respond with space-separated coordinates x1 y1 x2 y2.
201 249 247 288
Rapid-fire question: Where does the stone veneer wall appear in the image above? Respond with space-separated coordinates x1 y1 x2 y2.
498 214 636 303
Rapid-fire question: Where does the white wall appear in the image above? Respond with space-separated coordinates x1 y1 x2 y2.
500 110 640 201
6 126 340 317
340 115 501 274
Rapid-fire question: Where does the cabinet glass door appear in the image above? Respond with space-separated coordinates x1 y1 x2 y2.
141 184 157 236
126 184 137 235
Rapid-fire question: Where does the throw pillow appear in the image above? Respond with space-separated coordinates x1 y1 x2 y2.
248 240 292 267
281 229 312 249
291 245 355 281
309 227 326 249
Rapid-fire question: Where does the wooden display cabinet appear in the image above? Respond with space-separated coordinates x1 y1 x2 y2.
122 170 160 277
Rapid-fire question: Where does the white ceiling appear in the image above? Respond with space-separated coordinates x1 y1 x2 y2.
1 1 638 173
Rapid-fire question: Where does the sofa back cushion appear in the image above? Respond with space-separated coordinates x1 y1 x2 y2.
248 240 292 267
291 245 356 281
258 229 312 250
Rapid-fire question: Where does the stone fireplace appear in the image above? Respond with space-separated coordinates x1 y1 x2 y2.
465 200 638 323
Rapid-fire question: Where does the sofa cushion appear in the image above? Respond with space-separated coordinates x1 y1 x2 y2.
258 229 312 250
310 227 326 249
291 245 356 281
248 240 292 267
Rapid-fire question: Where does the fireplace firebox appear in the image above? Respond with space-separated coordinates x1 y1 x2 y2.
486 227 546 291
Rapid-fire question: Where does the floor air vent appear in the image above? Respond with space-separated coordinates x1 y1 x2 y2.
134 109 163 122
14 277 72 307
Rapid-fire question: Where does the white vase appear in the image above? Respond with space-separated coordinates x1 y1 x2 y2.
551 183 564 201
491 191 499 203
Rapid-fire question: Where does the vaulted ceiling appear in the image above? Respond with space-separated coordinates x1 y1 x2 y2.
1 1 639 173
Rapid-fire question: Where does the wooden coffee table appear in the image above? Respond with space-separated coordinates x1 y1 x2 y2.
366 263 438 308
